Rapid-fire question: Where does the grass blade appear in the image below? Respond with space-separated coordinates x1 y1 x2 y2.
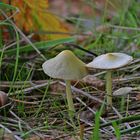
112 121 121 140
4 37 76 55
0 2 16 11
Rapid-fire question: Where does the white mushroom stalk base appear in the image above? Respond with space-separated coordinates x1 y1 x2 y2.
106 70 112 107
66 80 75 113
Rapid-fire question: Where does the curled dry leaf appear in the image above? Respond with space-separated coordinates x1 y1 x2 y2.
0 91 8 107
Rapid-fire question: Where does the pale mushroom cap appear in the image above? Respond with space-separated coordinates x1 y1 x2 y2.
113 87 133 96
87 53 133 70
42 50 88 80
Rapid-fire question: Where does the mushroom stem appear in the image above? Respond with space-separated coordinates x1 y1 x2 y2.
106 70 112 107
120 96 125 112
65 80 75 112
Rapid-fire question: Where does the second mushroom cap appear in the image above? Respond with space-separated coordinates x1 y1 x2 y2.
87 53 133 70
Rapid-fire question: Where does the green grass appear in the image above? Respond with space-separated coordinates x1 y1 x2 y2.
3 37 76 55
112 121 121 140
91 111 101 140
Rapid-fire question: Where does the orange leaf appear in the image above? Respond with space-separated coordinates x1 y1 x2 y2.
2 0 70 40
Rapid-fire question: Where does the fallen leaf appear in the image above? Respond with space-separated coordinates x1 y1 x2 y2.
81 75 105 90
49 82 65 93
2 0 70 40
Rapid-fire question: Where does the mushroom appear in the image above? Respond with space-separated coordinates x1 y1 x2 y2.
113 86 140 112
0 91 8 107
113 87 133 97
113 87 133 112
42 50 88 113
87 53 133 107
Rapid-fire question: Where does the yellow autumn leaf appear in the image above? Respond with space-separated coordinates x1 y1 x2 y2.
2 0 70 40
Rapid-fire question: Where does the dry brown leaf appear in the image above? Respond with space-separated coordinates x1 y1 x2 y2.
81 75 105 90
49 82 65 93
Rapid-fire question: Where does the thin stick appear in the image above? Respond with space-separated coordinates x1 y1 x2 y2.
9 81 56 95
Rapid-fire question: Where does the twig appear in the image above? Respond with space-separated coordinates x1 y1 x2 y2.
63 43 98 56
9 81 57 95
4 33 34 51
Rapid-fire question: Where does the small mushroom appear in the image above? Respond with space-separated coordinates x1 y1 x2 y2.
113 87 133 97
42 50 88 113
0 91 8 107
113 87 133 112
113 87 140 112
87 53 133 107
